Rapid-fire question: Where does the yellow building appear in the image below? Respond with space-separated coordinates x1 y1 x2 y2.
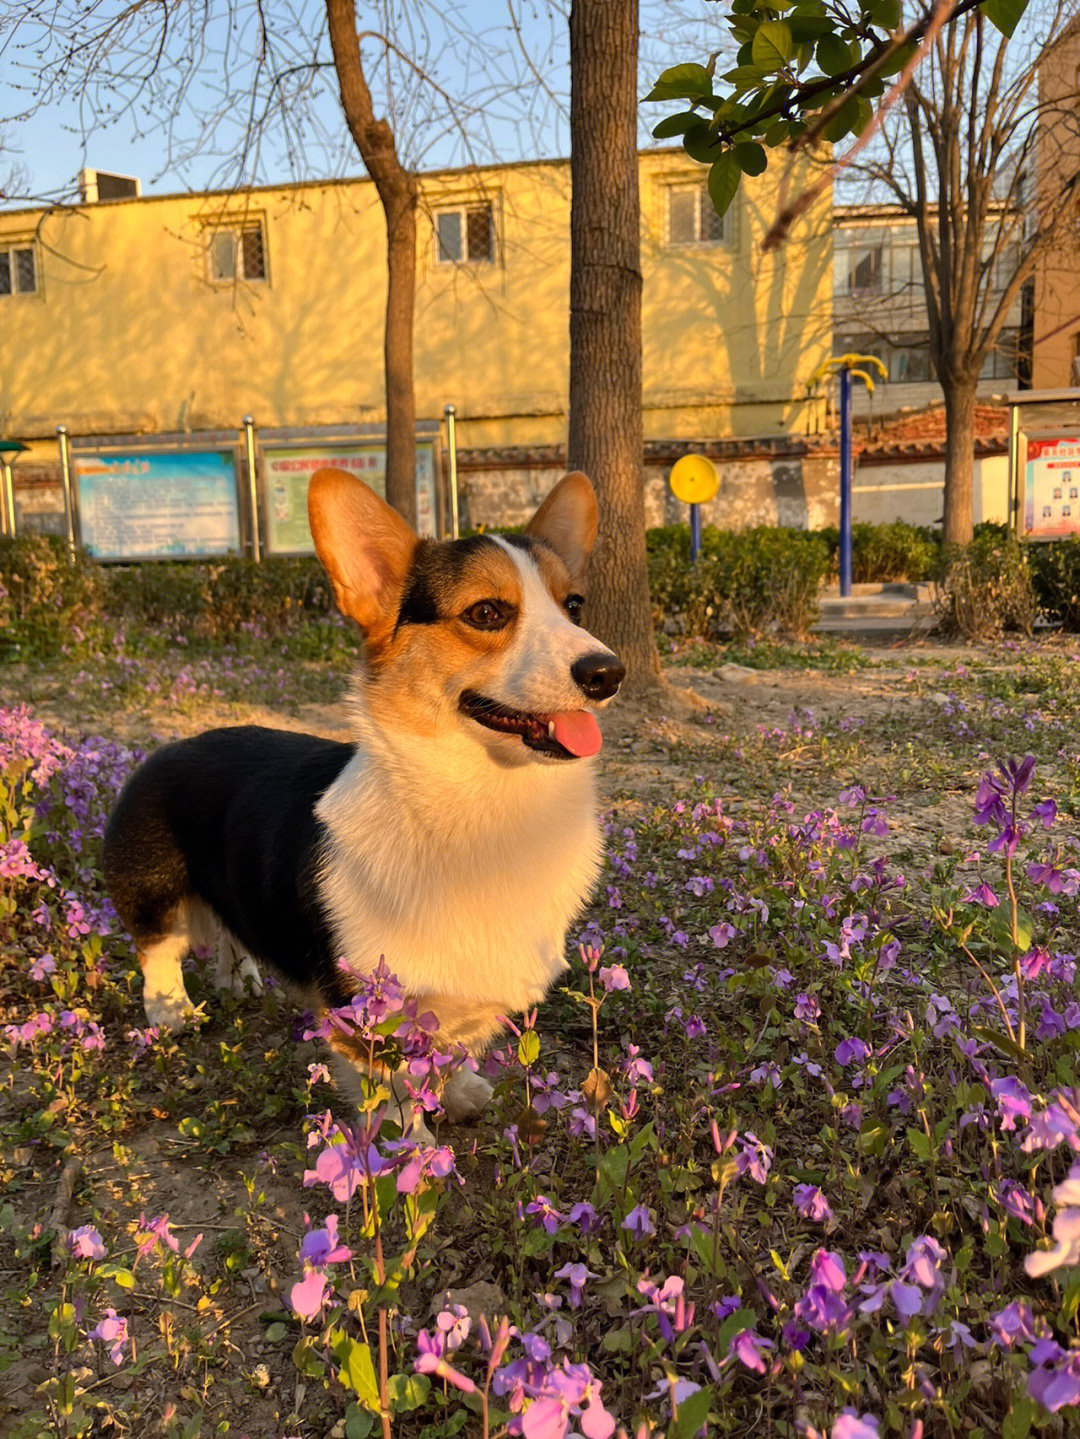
0 151 831 482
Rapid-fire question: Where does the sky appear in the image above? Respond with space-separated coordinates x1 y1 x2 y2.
1 1 717 206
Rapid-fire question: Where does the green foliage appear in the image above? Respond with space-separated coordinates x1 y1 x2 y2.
644 0 1030 220
1029 534 1080 632
935 527 1037 639
818 520 943 583
0 535 105 659
647 523 830 639
0 543 337 658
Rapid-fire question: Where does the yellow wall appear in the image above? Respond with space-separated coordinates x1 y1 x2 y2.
0 151 832 458
1034 21 1080 389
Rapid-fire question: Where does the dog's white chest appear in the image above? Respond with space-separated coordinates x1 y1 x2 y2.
315 747 603 1037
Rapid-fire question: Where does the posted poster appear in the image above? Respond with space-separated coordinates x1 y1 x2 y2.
76 451 240 560
1024 437 1080 539
264 442 438 554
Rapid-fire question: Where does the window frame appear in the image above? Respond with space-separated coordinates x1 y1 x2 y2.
204 218 269 286
665 182 728 248
433 201 497 267
0 239 40 299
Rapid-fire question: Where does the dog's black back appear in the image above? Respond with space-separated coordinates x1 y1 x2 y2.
104 726 354 1004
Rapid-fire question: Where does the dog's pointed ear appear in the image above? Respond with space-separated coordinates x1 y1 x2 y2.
308 468 418 633
524 471 599 583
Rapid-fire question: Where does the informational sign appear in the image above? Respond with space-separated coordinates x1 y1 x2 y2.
263 441 437 554
75 450 241 560
1024 437 1080 539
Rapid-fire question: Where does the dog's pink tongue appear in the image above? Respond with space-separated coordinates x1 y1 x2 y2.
549 711 603 757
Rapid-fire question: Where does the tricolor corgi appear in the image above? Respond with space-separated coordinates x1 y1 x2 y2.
103 468 623 1131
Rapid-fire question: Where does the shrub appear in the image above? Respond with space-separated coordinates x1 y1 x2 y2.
1029 535 1080 632
648 524 830 639
0 534 107 659
104 556 334 640
819 520 943 583
934 529 1037 640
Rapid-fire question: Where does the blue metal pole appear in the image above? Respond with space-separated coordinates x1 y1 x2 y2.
839 366 852 598
689 501 702 562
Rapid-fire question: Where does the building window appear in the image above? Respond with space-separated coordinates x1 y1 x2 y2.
207 222 267 282
667 184 726 246
435 204 495 264
0 242 38 296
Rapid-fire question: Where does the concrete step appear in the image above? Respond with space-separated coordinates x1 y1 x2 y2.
813 582 938 636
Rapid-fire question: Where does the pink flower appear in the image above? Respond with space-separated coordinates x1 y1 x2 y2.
89 1308 129 1366
67 1225 106 1260
598 964 630 993
289 1269 329 1322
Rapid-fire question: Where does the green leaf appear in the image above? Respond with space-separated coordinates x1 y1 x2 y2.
683 121 726 165
387 1372 431 1412
752 20 795 70
98 1263 135 1290
870 0 902 25
824 94 860 143
816 33 854 77
734 142 768 177
972 1024 1028 1062
673 1384 713 1439
982 0 1028 37
264 1322 288 1342
1002 1392 1036 1439
331 1332 381 1411
707 153 742 222
517 1030 540 1068
906 1126 933 1162
345 1403 376 1439
652 111 704 140
645 63 714 103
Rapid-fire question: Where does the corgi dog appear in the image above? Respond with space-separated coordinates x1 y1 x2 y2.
103 468 624 1132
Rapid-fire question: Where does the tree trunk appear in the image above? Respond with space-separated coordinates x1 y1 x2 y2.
568 0 661 695
326 0 418 527
941 377 977 546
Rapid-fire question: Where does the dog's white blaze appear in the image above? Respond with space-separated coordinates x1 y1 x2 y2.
490 538 618 714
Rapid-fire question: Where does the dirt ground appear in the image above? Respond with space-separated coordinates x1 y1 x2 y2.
1 635 1060 1434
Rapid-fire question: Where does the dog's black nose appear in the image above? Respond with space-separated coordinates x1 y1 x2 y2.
571 652 626 701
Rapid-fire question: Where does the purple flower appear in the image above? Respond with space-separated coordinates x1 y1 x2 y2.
735 1132 773 1184
89 1308 129 1366
621 1204 655 1238
990 1301 1040 1347
794 1185 834 1224
637 1275 694 1340
990 1075 1033 1131
526 1196 565 1235
554 1262 598 1309
1025 1205 1080 1278
709 922 736 949
29 953 56 982
414 1328 476 1393
67 1226 106 1261
728 1327 774 1374
794 992 821 1023
1028 1350 1080 1412
834 1036 871 1067
831 1412 880 1439
298 1214 351 1267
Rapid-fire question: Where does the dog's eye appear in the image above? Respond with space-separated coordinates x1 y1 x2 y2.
462 599 509 631
565 594 585 625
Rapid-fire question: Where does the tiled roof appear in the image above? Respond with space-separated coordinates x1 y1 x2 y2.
853 403 1009 462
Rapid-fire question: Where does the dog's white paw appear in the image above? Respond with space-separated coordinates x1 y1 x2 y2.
214 938 263 997
143 989 194 1032
443 1066 494 1124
